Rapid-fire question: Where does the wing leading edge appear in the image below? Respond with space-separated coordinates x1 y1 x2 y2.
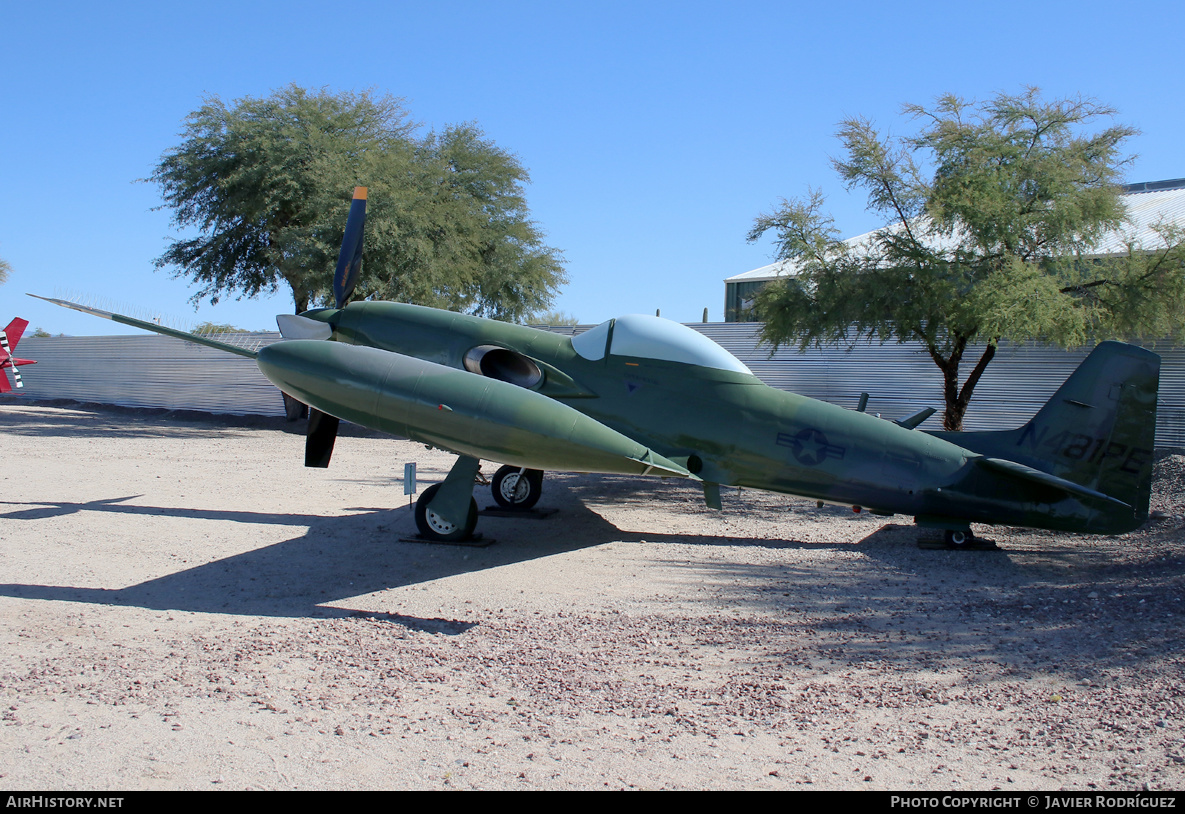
28 295 260 359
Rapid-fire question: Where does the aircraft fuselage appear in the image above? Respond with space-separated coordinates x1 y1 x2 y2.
268 301 1136 534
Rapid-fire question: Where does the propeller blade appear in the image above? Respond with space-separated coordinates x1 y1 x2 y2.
332 187 368 309
305 408 340 468
0 330 21 388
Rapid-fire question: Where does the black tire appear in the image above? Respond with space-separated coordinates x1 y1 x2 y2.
491 466 544 511
282 392 308 422
415 484 479 542
945 529 972 549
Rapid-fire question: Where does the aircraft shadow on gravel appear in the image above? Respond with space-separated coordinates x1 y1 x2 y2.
0 476 934 625
1 475 1178 677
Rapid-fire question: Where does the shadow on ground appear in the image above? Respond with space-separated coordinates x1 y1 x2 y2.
2 402 1181 675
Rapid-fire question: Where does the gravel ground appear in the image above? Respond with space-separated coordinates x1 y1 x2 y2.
0 401 1182 790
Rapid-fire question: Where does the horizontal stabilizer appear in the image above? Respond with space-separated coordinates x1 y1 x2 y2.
976 456 1129 510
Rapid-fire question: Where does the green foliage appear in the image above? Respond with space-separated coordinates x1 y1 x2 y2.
749 89 1184 430
31 327 51 338
529 310 581 326
192 321 248 334
151 85 566 320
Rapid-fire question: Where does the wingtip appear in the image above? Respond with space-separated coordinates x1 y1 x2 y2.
353 186 368 200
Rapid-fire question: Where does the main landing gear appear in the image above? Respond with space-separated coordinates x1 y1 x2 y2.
414 483 479 542
413 458 547 543
943 528 998 550
491 465 544 511
944 529 974 549
914 519 997 550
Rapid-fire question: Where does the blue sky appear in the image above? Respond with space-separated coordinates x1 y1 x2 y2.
2 0 1182 335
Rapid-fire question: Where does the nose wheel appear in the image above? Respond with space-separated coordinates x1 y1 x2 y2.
491 466 544 511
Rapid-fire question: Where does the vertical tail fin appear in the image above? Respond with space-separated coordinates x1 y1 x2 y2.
0 318 30 391
930 341 1160 529
3 318 28 351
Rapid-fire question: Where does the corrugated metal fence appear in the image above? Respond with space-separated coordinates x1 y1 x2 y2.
8 333 287 416
7 327 1184 447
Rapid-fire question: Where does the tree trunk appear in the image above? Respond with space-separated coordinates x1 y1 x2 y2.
291 286 309 315
925 335 966 431
931 339 998 432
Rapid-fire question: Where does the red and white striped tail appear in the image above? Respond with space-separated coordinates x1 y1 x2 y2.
0 331 21 388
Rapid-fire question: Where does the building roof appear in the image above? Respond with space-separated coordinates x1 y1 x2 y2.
726 179 1185 284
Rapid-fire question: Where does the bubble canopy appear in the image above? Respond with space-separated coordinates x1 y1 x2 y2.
570 314 753 374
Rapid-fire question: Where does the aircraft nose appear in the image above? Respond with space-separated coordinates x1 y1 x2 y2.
255 340 317 392
256 339 394 422
256 340 353 404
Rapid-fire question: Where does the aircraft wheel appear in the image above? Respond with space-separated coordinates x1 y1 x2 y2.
944 529 973 549
491 466 544 511
415 484 479 542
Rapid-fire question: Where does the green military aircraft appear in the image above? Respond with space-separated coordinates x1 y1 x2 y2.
33 188 1160 548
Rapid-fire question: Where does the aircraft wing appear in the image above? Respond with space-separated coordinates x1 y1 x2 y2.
32 294 686 479
256 339 696 480
28 295 260 359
